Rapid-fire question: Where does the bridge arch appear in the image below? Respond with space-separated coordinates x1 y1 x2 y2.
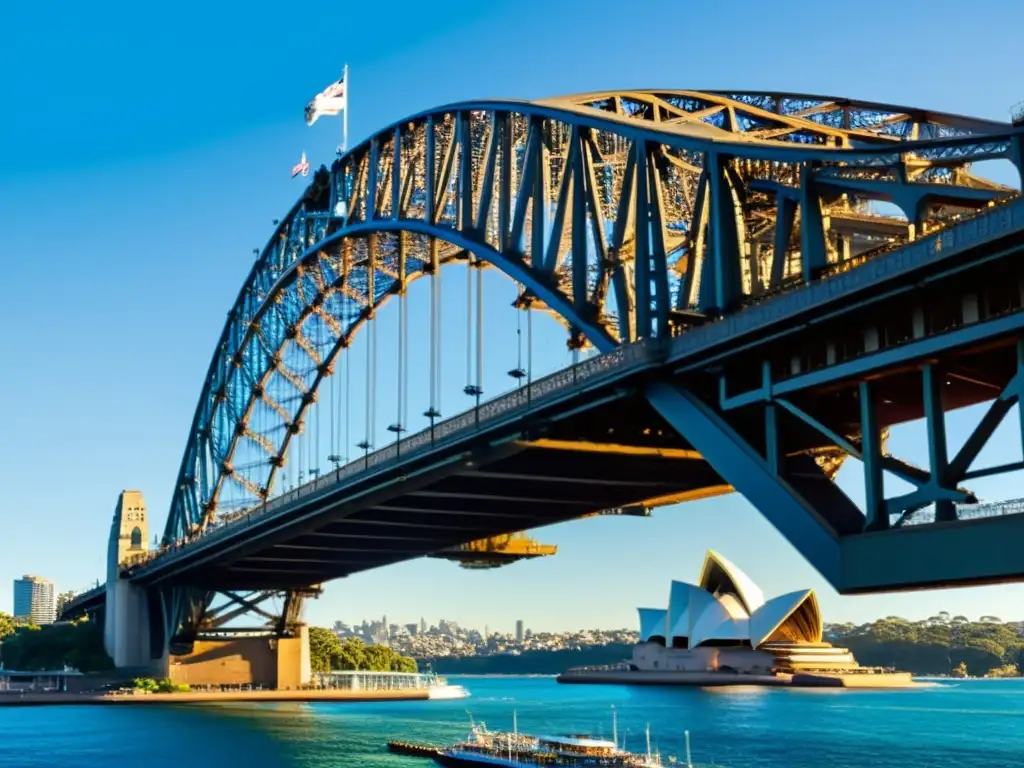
164 90 1024 542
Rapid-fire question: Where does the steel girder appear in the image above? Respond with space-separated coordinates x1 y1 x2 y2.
650 300 1024 592
164 90 1024 554
159 586 319 654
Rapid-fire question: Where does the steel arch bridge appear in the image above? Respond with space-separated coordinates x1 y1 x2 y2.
164 88 1023 552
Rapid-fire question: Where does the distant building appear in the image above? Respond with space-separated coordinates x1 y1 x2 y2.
13 575 56 625
516 620 524 643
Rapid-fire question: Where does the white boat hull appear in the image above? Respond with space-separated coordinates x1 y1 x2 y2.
429 684 470 700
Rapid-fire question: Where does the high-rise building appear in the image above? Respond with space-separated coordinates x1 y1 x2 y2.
516 619 525 643
13 575 56 625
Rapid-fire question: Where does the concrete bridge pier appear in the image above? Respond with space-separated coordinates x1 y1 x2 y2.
103 578 158 670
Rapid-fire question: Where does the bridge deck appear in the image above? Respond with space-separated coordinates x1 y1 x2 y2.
121 198 1024 595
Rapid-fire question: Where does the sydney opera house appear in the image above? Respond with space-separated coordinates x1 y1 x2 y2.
634 550 855 675
561 551 912 687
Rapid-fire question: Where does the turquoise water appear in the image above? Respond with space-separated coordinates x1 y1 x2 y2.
1 677 1022 767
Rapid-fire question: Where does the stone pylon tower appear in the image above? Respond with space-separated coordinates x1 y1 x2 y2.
110 490 149 567
104 490 155 670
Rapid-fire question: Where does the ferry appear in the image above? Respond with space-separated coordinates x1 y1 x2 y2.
390 711 692 768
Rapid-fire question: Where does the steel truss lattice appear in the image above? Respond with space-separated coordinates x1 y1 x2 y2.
164 89 1024 552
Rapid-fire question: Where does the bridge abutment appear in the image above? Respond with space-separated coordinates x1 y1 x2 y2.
167 626 311 689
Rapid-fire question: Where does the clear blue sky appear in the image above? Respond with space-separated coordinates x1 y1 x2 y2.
3 0 1024 633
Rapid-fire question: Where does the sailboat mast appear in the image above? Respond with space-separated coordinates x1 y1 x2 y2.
645 724 652 764
684 730 692 768
508 710 515 761
612 707 618 749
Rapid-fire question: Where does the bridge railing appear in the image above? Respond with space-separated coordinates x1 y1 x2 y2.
900 498 1024 527
134 339 654 567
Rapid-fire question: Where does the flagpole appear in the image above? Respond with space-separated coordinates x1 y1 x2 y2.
342 63 349 154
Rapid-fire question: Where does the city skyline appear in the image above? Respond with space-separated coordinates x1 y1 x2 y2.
3 0 1024 632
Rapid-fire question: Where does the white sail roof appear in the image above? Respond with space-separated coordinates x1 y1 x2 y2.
697 550 765 615
688 594 750 648
667 580 695 642
748 589 822 647
636 553 822 650
637 607 668 642
684 585 720 642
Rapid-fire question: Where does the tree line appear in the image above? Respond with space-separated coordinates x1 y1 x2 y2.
824 615 1022 677
0 612 113 672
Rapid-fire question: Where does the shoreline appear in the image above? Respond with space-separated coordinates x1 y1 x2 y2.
557 670 922 689
0 688 433 707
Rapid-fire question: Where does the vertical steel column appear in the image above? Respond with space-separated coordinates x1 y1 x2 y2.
922 363 955 522
611 149 636 340
367 139 379 221
545 136 575 274
634 140 651 337
458 112 473 231
706 152 742 314
570 127 588 316
425 117 435 225
475 113 499 236
392 126 401 221
679 171 708 310
771 195 796 289
498 113 512 253
860 381 887 530
800 164 827 281
646 147 670 337
530 118 546 270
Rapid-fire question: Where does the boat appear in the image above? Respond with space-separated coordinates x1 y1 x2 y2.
428 683 471 700
388 741 443 758
396 710 689 768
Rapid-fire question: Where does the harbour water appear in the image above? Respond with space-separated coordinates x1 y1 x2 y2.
1 676 1021 767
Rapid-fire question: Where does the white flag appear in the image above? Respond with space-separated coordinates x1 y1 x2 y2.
305 77 346 126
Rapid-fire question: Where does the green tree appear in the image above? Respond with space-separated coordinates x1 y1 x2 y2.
391 655 418 673
951 661 968 678
336 637 368 670
986 663 1020 678
308 626 344 674
0 612 14 641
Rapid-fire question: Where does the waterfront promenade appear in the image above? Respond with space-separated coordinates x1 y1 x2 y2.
0 687 432 707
